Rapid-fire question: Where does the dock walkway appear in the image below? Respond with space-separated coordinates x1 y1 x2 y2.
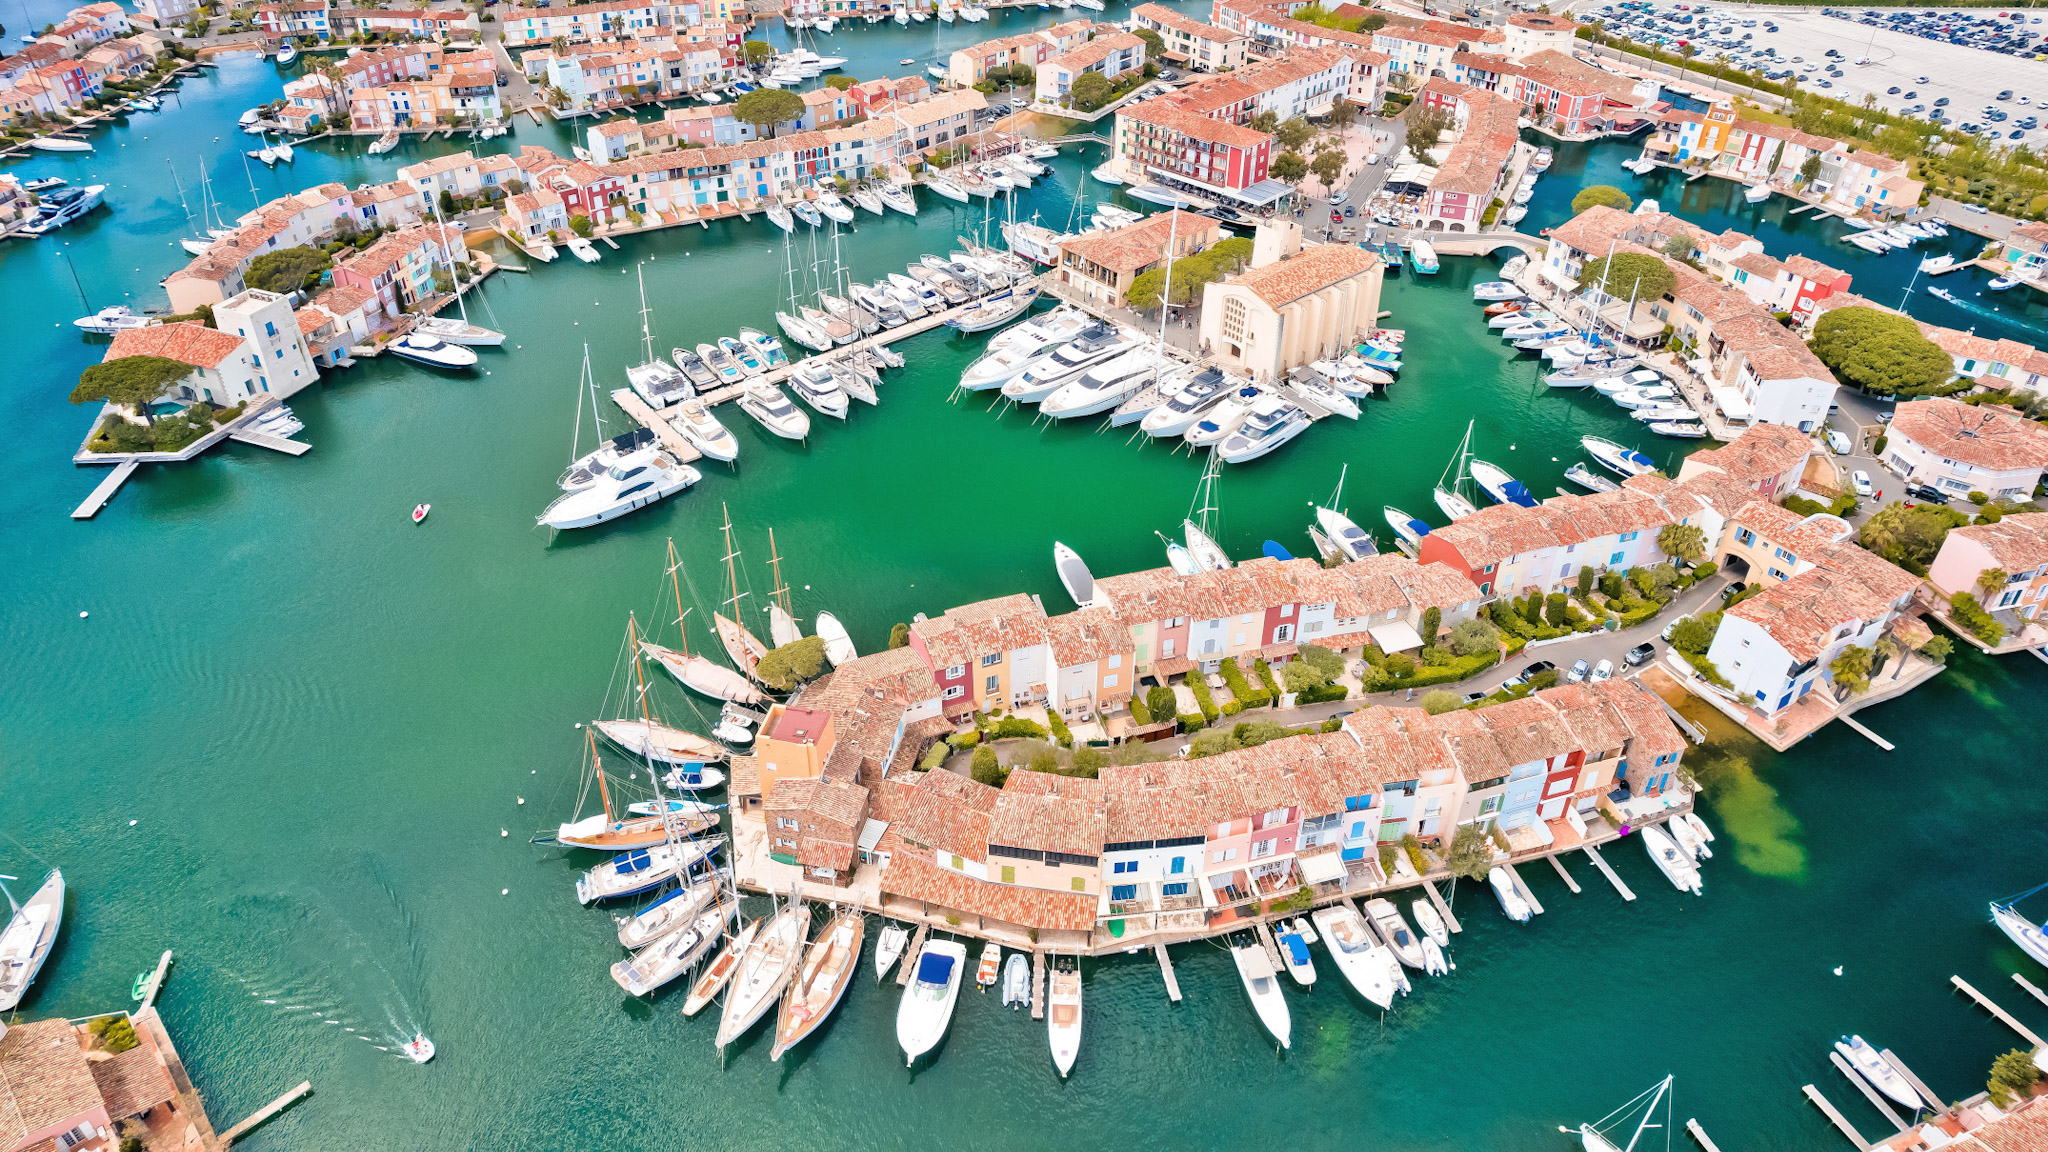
1546 852 1582 895
221 1081 311 1144
1803 1084 1872 1151
1503 863 1544 915
609 388 703 465
895 923 929 986
1031 951 1046 1020
1953 975 2046 1047
72 460 137 519
1582 843 1636 901
229 429 311 455
1154 943 1181 1002
1423 880 1463 934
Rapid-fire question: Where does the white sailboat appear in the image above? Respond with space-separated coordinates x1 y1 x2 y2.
1434 419 1481 521
616 877 722 949
716 899 812 1048
593 718 727 766
1181 452 1232 571
642 539 769 705
575 836 724 904
681 916 759 1016
714 505 772 684
1991 882 2048 968
897 938 968 1065
1232 942 1291 1049
1575 1074 1674 1152
612 904 734 995
814 612 857 667
0 870 64 1012
417 193 506 346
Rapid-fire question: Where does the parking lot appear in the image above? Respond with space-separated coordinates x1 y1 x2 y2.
1592 4 2048 147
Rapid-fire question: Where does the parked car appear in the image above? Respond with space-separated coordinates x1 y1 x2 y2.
1852 469 1874 496
1330 188 1349 205
1625 642 1656 667
1462 691 1489 706
1905 482 1948 503
1503 660 1556 688
1567 658 1591 684
1590 659 1615 683
1721 581 1749 602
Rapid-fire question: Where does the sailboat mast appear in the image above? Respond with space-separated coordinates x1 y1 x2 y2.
720 502 746 616
1155 208 1179 352
429 191 468 324
167 160 195 232
627 610 682 841
666 537 692 656
1620 1076 1672 1152
637 262 654 365
588 724 613 822
767 527 793 617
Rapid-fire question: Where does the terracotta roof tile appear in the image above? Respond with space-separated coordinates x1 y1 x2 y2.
1891 397 2048 474
104 321 246 370
879 851 1096 930
1224 243 1381 310
1944 512 2048 573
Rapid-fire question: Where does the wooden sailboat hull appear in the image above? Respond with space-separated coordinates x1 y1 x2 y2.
594 719 727 766
640 642 767 705
715 613 770 682
682 917 758 1016
715 905 811 1048
557 809 719 852
771 911 865 1060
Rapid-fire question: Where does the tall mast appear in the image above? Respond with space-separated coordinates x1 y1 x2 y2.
666 536 692 657
767 527 794 618
429 190 469 324
1155 208 1179 353
241 145 261 209
167 160 195 235
720 502 746 618
637 262 655 366
629 610 688 844
588 723 612 823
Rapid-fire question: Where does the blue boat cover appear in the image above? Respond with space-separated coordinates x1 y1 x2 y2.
1498 479 1538 508
916 952 955 985
1282 935 1311 966
615 849 652 875
1404 516 1432 539
1262 540 1294 561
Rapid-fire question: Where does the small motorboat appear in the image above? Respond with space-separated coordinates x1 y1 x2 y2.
661 764 726 792
1471 281 1524 301
412 503 431 524
566 236 601 263
898 940 967 1065
402 1033 435 1064
1989 273 2023 291
73 305 161 335
1836 1035 1922 1110
1666 815 1709 862
1001 953 1030 1008
1488 866 1533 923
1275 923 1317 987
1411 899 1448 947
1919 254 1956 274
1583 436 1657 478
1420 937 1449 976
1364 898 1426 970
1053 541 1095 607
1744 182 1771 203
682 917 760 1017
1384 505 1431 548
976 942 1001 990
814 611 857 667
875 923 910 981
1470 459 1537 508
1640 824 1703 896
1232 943 1291 1049
1682 813 1716 854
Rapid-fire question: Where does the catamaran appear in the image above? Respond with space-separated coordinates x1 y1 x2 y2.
771 909 865 1060
897 939 968 1065
0 869 64 1012
717 899 813 1048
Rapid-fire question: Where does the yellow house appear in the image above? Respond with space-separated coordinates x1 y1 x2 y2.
1198 234 1384 385
753 704 834 802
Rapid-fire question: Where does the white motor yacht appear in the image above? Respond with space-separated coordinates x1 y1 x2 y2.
72 305 161 335
537 446 700 529
414 316 506 346
739 383 811 440
1640 824 1703 895
1232 943 1291 1049
670 399 738 462
888 271 946 313
1046 960 1083 1077
1836 1036 1923 1110
0 870 64 1012
947 285 1040 334
390 334 478 369
765 202 795 232
1041 348 1159 418
741 327 788 368
1275 922 1317 987
566 236 601 263
1310 903 1397 1010
628 358 694 408
851 186 886 215
1488 866 1533 922
897 939 968 1066
815 191 855 224
1140 367 1236 437
1315 506 1377 561
698 341 745 386
1002 327 1142 404
1583 436 1657 478
789 362 851 419
1364 898 1427 970
1217 397 1311 463
559 427 659 492
1665 815 1709 862
1183 387 1265 449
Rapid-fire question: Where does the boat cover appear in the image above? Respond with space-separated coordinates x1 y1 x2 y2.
1281 935 1311 966
916 953 955 985
1262 541 1294 561
616 850 652 874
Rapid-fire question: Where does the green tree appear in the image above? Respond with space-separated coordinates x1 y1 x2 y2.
1577 252 1675 313
569 214 594 238
1811 307 1954 395
1310 147 1345 190
70 355 195 422
1988 1048 2046 1107
1669 614 1716 655
1445 823 1495 881
1658 522 1708 564
1828 644 1873 698
1189 728 1241 758
1570 184 1634 214
1132 26 1164 58
1270 149 1308 184
1069 70 1112 112
1448 617 1500 657
1976 567 2010 599
743 39 773 64
969 744 1007 787
1274 116 1315 151
244 245 332 295
733 88 805 137
1919 634 1954 663
1859 500 1967 573
1420 606 1442 648
1281 659 1329 693
1522 594 1543 625
1027 746 1061 774
1328 99 1357 127
1660 233 1695 262
1420 688 1463 715
1250 109 1279 133
756 635 827 691
1798 153 1823 185
825 74 855 91
1404 105 1450 160
887 622 909 649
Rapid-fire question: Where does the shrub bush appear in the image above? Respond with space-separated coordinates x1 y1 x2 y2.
1544 592 1569 627
1949 591 2006 645
989 717 1049 741
1046 709 1073 748
1218 657 1269 709
1221 699 1244 716
1253 657 1281 698
947 729 982 749
1146 685 1177 725
1177 713 1206 732
1127 692 1153 725
1294 681 1349 705
1187 675 1220 722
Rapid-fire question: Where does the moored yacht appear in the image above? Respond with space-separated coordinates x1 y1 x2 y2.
1583 435 1657 478
738 382 810 440
1315 506 1377 560
1470 459 1537 508
0 870 64 1012
1139 367 1236 437
1046 959 1083 1076
538 447 700 529
1640 824 1703 895
1488 866 1533 922
670 399 738 462
414 315 506 346
574 836 724 904
716 902 812 1048
789 362 851 419
1310 902 1397 1010
897 939 968 1065
1384 505 1431 548
390 334 478 369
1040 347 1158 418
72 305 161 335
1001 326 1140 403
1217 397 1311 463
1181 386 1263 448
1232 942 1291 1049
615 878 721 949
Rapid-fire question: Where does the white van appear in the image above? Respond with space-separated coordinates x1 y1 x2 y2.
1825 429 1852 455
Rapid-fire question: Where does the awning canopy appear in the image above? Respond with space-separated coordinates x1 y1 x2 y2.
1368 620 1424 653
1686 356 1715 376
858 818 889 853
1296 850 1346 885
1710 384 1754 420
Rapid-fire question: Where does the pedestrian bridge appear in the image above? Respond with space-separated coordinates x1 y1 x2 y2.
1418 231 1547 258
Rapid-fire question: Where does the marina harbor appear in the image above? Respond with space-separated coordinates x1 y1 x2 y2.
6 0 2048 1145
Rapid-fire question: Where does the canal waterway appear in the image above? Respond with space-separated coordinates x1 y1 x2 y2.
3 37 2046 1152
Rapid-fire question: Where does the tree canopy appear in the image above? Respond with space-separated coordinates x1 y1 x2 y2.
824 74 855 90
70 355 195 418
1132 26 1164 56
1405 106 1451 159
1577 252 1675 305
1273 116 1315 152
1810 306 1954 395
1069 70 1111 112
1125 237 1255 310
1658 522 1708 563
733 88 804 136
245 245 331 295
1858 499 1968 574
1310 147 1346 189
755 635 827 691
742 39 773 63
1570 184 1634 214
1270 149 1308 184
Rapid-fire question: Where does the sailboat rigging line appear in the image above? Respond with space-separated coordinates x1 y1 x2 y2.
2001 880 2048 905
0 827 54 867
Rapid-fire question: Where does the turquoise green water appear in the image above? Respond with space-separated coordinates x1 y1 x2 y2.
4 46 2047 1152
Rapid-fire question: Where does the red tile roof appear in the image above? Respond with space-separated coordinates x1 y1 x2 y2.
879 851 1097 931
104 321 246 370
1891 397 2048 474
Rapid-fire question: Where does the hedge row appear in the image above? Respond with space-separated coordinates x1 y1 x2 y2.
1949 592 2007 646
1364 650 1499 692
1253 658 1281 698
1293 682 1350 705
1127 692 1153 725
1187 675 1220 722
1046 709 1073 749
1218 658 1271 710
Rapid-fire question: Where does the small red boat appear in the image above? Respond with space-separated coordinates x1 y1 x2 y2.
412 503 430 524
